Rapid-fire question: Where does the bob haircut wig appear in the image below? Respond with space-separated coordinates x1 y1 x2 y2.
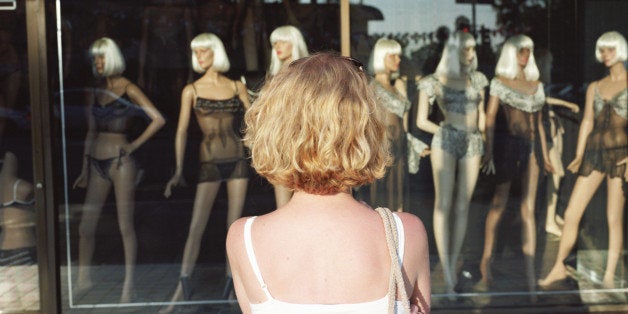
495 35 540 81
268 25 309 76
435 31 477 77
370 38 402 75
245 53 390 195
190 33 230 73
595 31 627 63
90 37 126 77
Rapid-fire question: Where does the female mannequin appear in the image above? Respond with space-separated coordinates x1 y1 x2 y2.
479 35 552 297
0 151 36 265
163 33 250 309
265 25 309 207
416 31 488 296
73 37 165 303
369 38 427 212
539 31 627 289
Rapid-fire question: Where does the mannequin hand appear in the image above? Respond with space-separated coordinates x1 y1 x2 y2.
616 158 628 182
164 173 183 198
420 148 431 157
73 171 88 189
570 104 580 113
567 156 583 173
481 158 496 175
120 144 136 156
544 159 555 174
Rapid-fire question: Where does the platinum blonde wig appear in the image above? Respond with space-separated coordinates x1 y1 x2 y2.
268 25 309 76
190 33 230 73
495 35 540 81
90 37 125 77
370 38 402 75
595 31 627 63
435 31 477 77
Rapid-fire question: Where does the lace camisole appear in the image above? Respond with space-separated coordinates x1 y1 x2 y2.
579 86 627 178
489 78 546 141
418 72 488 115
244 214 409 314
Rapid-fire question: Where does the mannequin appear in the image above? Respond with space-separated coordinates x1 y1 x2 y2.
162 33 250 311
479 35 552 298
416 31 488 296
265 25 309 207
73 37 165 303
539 31 627 289
0 151 36 265
369 38 427 212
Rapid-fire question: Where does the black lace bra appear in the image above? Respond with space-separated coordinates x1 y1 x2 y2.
92 93 142 133
194 96 244 116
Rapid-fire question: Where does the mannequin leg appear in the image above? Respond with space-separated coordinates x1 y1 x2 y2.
110 158 138 303
520 152 540 295
479 181 512 285
545 173 563 237
430 147 457 294
226 179 248 227
162 181 220 311
76 170 112 293
273 184 293 208
538 171 604 286
449 155 481 284
603 177 625 288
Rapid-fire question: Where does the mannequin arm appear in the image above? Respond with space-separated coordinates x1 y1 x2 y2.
537 109 553 173
567 83 596 173
481 94 499 169
415 90 439 134
73 90 97 189
236 80 251 110
546 96 580 113
164 85 194 197
477 90 487 135
124 82 165 154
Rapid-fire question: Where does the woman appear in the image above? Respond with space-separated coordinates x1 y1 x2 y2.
539 31 627 289
416 31 487 297
265 25 309 207
73 37 165 303
227 53 431 314
163 33 250 308
369 38 427 212
479 35 552 296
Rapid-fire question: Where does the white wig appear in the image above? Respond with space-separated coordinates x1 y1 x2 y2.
190 33 230 73
370 38 402 75
435 31 477 77
495 35 540 81
89 37 125 77
268 25 309 76
595 31 627 63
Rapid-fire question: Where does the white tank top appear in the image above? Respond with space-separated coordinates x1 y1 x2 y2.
243 213 408 314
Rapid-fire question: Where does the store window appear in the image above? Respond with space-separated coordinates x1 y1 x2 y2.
40 0 628 312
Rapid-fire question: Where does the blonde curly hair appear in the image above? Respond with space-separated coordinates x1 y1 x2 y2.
245 53 390 195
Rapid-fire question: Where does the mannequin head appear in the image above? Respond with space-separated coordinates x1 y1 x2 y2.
435 31 477 78
246 53 388 194
268 25 309 76
495 35 540 81
370 38 402 75
89 37 125 78
595 31 627 66
190 33 230 73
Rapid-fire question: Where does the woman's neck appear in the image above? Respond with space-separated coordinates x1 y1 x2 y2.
374 73 392 87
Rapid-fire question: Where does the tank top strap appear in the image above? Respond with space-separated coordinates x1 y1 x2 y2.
392 213 405 265
244 216 273 300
